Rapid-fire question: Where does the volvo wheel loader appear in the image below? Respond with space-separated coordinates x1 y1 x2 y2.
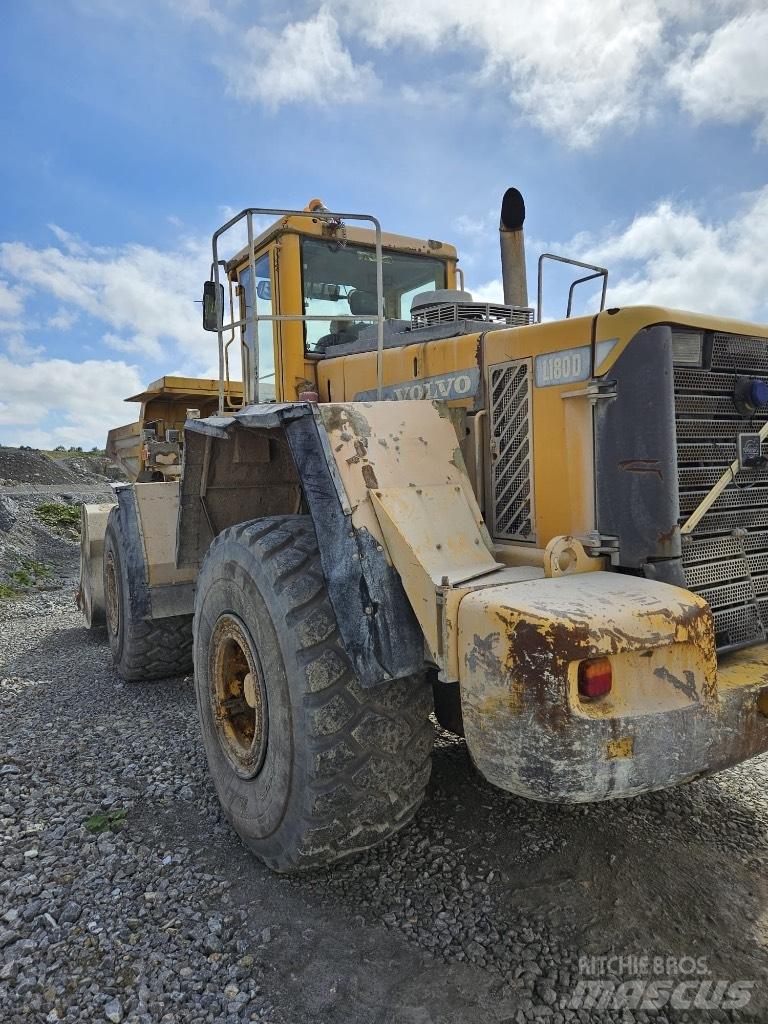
79 189 768 872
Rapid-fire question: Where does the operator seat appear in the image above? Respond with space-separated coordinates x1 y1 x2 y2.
314 289 379 354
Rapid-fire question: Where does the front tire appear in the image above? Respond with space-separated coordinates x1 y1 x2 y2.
103 506 193 681
193 515 434 872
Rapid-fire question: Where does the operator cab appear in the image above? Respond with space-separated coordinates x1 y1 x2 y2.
204 202 459 408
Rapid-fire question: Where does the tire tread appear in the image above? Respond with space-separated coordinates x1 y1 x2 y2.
105 507 193 681
197 515 434 872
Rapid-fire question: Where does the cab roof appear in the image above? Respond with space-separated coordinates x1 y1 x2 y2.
125 375 243 403
225 211 458 274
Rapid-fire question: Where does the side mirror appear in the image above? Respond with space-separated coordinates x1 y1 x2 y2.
256 279 271 301
202 280 224 332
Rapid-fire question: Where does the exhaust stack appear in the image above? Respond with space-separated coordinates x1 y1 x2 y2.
499 188 528 308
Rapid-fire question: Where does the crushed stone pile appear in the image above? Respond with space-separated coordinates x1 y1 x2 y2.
0 447 119 592
0 447 123 487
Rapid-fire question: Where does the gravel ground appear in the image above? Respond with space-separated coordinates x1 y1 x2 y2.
1 521 768 1022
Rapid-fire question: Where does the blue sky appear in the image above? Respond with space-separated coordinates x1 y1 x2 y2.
2 0 768 446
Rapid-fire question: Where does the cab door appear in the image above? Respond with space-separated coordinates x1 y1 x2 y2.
238 247 279 402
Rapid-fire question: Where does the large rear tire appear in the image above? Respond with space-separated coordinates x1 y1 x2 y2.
103 506 193 681
193 515 434 872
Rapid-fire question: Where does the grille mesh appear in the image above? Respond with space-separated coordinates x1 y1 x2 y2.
412 302 534 328
677 331 768 649
489 360 535 541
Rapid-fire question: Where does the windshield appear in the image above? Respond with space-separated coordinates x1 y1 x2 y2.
301 237 446 353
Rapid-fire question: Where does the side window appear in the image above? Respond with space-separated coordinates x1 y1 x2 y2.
239 253 276 402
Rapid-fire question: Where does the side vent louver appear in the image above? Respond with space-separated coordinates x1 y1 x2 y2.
488 359 535 542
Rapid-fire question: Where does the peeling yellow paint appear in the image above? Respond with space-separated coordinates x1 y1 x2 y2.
606 737 634 759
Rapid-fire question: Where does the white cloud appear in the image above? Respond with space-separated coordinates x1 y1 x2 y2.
47 307 79 331
0 279 23 318
0 356 144 448
454 212 495 239
336 0 664 148
188 0 768 148
667 9 768 140
167 0 229 33
0 228 212 366
223 7 377 109
3 334 44 360
471 277 504 304
565 186 768 320
0 278 25 332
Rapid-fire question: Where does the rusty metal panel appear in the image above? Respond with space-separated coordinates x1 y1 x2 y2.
454 571 759 802
317 400 489 549
316 400 503 676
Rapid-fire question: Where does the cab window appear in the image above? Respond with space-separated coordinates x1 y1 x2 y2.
239 253 276 401
301 238 446 354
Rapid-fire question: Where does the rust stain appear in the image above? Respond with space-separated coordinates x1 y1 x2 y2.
657 524 678 548
465 632 502 676
654 666 698 702
495 611 588 735
323 405 372 439
361 464 379 489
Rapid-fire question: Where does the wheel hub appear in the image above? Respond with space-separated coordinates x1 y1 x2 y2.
210 614 268 778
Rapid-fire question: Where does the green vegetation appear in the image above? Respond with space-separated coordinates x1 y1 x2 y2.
35 501 81 539
45 447 105 460
0 557 53 599
9 558 52 588
85 808 127 834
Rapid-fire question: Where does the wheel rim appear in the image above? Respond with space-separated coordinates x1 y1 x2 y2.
104 549 120 637
209 614 268 779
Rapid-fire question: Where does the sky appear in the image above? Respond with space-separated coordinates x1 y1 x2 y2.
2 0 768 447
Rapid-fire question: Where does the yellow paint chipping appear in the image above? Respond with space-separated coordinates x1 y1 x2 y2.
606 737 634 759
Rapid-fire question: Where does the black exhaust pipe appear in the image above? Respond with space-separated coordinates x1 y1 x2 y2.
499 188 528 308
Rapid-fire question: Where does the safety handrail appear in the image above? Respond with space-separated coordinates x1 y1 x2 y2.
536 253 608 323
211 207 385 414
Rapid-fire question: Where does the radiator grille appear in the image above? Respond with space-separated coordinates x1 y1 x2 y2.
488 359 535 541
676 331 768 650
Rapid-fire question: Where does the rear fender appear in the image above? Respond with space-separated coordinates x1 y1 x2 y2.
457 571 718 800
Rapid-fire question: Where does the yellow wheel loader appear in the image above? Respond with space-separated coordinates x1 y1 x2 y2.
79 190 768 872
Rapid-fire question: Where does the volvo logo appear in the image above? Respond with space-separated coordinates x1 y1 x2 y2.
354 367 480 402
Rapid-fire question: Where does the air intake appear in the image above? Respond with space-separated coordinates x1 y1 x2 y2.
411 289 534 329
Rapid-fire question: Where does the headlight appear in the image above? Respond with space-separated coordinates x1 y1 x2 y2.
671 330 703 366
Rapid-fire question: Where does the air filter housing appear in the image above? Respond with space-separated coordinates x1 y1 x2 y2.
411 289 534 329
